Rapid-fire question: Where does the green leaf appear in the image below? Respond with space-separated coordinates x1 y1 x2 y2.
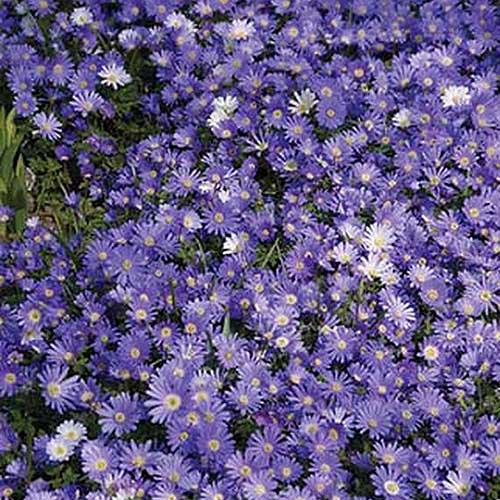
223 310 231 337
8 175 27 210
15 154 25 179
0 107 5 152
5 107 16 146
0 135 22 182
14 207 26 235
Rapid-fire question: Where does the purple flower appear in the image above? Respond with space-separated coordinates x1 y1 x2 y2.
32 112 62 141
144 371 186 424
97 392 142 437
70 90 104 116
372 466 412 499
38 365 80 413
81 440 117 481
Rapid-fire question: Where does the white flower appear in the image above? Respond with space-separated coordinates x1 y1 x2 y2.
362 222 396 253
228 19 255 41
223 233 246 255
165 12 188 29
422 343 440 361
339 221 363 241
165 12 197 35
392 108 412 128
207 95 239 129
289 89 318 115
442 471 471 497
332 242 357 264
71 7 94 27
213 95 239 115
26 216 40 228
98 62 132 90
113 487 141 500
199 181 216 194
207 109 229 129
218 189 232 203
46 436 75 462
379 266 401 286
441 85 471 108
56 420 87 444
358 253 393 280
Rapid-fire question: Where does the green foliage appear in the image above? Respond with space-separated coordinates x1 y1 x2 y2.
0 108 28 237
230 416 258 450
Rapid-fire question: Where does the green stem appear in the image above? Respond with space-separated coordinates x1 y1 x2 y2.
194 236 207 271
260 237 280 268
25 420 35 484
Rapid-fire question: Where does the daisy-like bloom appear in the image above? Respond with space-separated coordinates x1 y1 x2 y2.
481 439 500 475
81 440 117 481
152 452 195 488
202 202 237 236
119 439 158 474
0 364 21 397
372 466 412 499
70 90 104 117
38 365 80 413
32 112 62 141
242 471 277 500
27 0 57 16
227 383 263 415
118 29 142 51
408 263 436 287
381 291 416 329
358 253 393 280
223 233 247 255
464 275 499 315
208 95 239 129
227 19 255 41
181 209 202 232
355 401 392 439
98 392 142 437
316 96 347 129
144 373 185 424
441 85 471 108
288 89 318 116
392 108 412 128
14 92 38 117
278 486 316 500
98 62 132 90
56 420 87 444
70 6 94 26
165 11 197 35
247 426 284 466
414 465 444 500
420 278 448 307
420 340 441 363
362 223 396 253
442 470 471 497
46 435 75 462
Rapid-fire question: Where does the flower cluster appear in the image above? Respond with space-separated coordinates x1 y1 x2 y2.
0 0 499 499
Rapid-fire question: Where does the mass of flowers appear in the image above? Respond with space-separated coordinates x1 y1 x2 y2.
0 0 499 499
